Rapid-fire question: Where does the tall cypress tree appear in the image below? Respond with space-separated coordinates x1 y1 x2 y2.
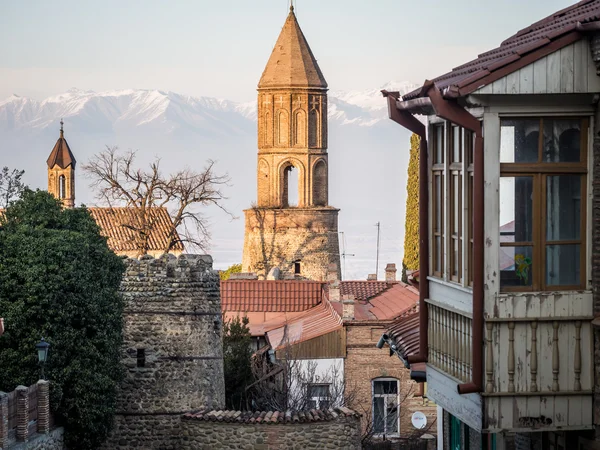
403 133 420 281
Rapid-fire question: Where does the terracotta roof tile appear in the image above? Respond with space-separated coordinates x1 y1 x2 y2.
221 280 324 312
266 300 342 349
334 282 419 321
87 207 184 253
403 0 600 100
340 281 391 301
183 407 360 423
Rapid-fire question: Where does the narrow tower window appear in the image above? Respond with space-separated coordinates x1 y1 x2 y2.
283 165 299 207
137 348 146 367
294 260 301 275
58 175 66 199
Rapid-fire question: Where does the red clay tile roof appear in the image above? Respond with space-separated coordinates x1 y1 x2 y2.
266 300 342 349
404 0 600 100
221 280 324 313
340 281 391 301
223 310 307 336
387 306 420 360
183 407 360 423
87 207 184 253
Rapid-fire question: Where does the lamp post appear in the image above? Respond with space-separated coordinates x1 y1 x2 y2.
36 338 50 380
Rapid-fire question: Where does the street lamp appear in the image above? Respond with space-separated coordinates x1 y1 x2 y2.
36 338 50 380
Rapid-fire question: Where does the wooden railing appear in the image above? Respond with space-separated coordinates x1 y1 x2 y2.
428 304 472 383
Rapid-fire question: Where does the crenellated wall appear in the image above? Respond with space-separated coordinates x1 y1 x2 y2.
101 254 225 449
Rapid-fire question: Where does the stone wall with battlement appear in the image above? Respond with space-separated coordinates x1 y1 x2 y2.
101 254 225 449
242 207 341 281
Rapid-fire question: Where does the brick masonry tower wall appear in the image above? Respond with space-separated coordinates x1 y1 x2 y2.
101 254 225 449
242 207 341 281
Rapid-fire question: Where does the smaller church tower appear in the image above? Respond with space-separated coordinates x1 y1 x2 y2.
47 120 76 208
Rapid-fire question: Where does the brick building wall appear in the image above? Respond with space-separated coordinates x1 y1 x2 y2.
242 207 341 280
101 254 225 449
179 414 361 450
344 323 437 438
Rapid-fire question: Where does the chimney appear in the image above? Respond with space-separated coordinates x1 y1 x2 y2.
326 263 339 282
367 274 377 281
342 294 355 321
385 263 397 283
329 280 340 301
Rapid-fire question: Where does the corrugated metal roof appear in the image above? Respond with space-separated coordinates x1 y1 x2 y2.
404 0 600 100
87 207 184 253
387 306 420 360
266 300 342 349
221 280 324 312
183 407 360 423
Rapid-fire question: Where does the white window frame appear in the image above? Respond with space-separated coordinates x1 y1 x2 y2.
306 383 330 410
372 377 400 437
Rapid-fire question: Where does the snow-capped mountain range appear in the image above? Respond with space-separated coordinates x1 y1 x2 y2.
0 81 417 280
0 81 418 133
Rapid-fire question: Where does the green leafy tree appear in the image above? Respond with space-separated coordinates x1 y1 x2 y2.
220 263 242 281
403 133 420 282
222 315 253 410
0 190 125 449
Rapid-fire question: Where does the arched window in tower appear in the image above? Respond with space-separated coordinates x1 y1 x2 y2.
278 110 289 146
309 108 319 148
294 110 306 147
59 175 66 199
282 164 299 207
313 160 327 206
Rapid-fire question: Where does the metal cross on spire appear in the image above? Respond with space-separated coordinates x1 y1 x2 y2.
60 118 64 136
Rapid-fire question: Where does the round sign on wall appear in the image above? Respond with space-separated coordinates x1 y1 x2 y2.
411 411 427 429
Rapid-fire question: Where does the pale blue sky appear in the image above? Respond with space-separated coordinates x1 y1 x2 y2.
0 0 574 101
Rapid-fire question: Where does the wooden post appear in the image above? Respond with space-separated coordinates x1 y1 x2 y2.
0 391 8 449
37 380 50 434
574 321 582 391
486 322 494 393
530 322 538 392
16 385 28 442
552 321 560 392
508 321 515 393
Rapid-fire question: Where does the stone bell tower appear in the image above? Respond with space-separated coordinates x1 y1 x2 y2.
242 6 341 281
47 119 76 208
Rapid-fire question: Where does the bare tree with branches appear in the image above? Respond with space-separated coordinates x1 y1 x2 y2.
83 146 232 254
0 167 26 208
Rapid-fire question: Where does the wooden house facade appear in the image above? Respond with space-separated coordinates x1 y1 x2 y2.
384 1 600 448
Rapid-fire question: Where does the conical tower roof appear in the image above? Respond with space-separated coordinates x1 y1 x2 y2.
258 6 327 90
47 120 76 169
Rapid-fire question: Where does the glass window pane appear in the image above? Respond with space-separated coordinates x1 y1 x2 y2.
373 397 385 433
452 239 459 278
386 396 399 433
308 384 329 397
546 244 580 286
501 119 539 163
453 126 461 162
500 246 533 288
452 174 459 233
307 399 317 409
435 236 442 274
500 176 533 242
435 125 444 164
547 175 581 241
543 119 581 162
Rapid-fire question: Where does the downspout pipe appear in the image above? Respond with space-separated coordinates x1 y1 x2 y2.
382 90 429 366
425 83 484 395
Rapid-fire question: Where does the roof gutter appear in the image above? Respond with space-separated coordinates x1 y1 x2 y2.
382 90 429 367
383 83 484 395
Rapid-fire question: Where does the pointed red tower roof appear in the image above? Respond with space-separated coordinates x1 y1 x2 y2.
47 119 76 169
258 6 327 90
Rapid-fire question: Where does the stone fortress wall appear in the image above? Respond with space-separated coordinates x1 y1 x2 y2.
101 254 225 449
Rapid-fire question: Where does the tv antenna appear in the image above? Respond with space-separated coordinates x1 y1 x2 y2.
375 222 381 280
339 231 354 281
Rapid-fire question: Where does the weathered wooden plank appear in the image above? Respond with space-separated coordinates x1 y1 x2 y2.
506 71 520 94
539 396 554 429
513 295 527 318
560 44 575 93
554 397 568 427
553 294 569 317
539 322 554 392
547 50 562 93
515 322 529 392
558 322 570 392
526 295 540 319
477 83 493 94
533 58 547 94
519 65 534 94
581 395 593 428
568 396 583 426
525 396 541 426
580 323 593 390
491 77 507 94
573 39 588 93
588 47 600 92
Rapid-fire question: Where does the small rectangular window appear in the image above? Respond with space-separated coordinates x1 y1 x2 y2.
307 383 330 410
137 348 146 368
372 379 399 436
